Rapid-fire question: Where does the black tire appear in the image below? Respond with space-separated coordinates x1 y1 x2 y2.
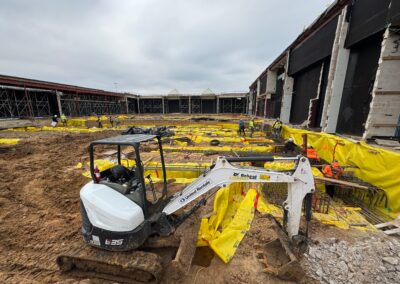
210 139 220 146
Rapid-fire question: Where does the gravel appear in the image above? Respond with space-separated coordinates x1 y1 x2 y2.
301 237 400 284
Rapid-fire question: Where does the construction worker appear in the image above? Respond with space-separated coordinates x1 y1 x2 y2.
60 113 67 127
248 118 255 137
322 160 344 180
238 119 245 137
97 116 103 128
306 146 320 161
51 115 58 127
272 119 282 139
114 116 120 128
109 116 114 128
284 138 296 153
322 160 344 198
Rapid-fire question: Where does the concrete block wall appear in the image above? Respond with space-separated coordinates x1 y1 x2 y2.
364 28 400 138
280 52 293 124
280 75 294 124
322 9 350 133
266 70 277 94
249 2 400 138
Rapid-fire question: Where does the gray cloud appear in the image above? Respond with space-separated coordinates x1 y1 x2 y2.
0 0 332 93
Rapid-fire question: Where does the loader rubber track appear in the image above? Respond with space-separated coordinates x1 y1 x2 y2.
56 243 163 283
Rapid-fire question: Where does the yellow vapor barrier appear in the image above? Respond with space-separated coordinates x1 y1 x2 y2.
67 119 86 127
174 130 266 138
7 127 41 132
87 115 109 121
281 125 400 213
263 161 326 192
264 161 294 171
163 145 273 153
197 184 261 263
0 138 20 145
82 160 210 182
8 126 109 133
82 159 137 178
198 180 375 263
181 135 273 144
312 207 376 231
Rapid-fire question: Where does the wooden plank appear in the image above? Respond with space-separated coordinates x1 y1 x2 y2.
371 123 398 127
382 56 400 61
384 228 400 235
313 176 369 190
375 139 400 147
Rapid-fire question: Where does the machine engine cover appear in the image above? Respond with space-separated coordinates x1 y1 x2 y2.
80 182 144 232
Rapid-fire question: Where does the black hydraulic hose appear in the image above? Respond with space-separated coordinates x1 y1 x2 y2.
225 156 274 163
304 193 313 237
225 156 300 163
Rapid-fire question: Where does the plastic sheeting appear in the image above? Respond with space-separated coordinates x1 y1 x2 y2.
8 126 108 133
197 184 262 263
82 159 210 183
163 145 273 153
282 125 400 213
196 181 375 264
0 138 19 145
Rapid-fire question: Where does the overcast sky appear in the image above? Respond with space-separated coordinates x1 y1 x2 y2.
0 0 333 94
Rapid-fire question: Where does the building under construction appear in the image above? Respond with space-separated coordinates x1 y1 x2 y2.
249 0 400 139
0 75 247 118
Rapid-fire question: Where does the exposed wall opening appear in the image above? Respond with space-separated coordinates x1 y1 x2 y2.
290 61 323 124
337 32 383 135
201 99 216 113
167 99 180 113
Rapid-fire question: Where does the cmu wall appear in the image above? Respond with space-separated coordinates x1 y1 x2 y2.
364 29 400 138
250 0 400 138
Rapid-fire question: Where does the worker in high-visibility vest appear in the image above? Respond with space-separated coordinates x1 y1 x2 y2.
306 146 320 161
272 119 282 139
322 160 344 198
322 160 344 179
248 118 255 137
60 113 67 127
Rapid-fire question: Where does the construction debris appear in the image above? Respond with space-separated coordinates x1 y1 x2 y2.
375 214 400 235
302 237 400 284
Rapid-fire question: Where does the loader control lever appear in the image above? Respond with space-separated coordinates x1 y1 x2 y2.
146 174 157 202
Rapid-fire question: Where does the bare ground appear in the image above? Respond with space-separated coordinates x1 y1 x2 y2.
0 130 384 283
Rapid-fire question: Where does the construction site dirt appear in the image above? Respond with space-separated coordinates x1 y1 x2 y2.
0 126 398 284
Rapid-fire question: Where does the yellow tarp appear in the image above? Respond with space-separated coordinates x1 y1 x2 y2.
281 125 400 213
67 119 86 127
185 135 273 144
163 145 273 153
197 184 260 263
8 126 108 133
197 177 375 263
82 159 210 181
0 138 19 145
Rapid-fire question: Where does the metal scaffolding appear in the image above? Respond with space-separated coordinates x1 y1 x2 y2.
0 87 53 118
219 98 246 114
60 93 126 116
0 75 248 118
